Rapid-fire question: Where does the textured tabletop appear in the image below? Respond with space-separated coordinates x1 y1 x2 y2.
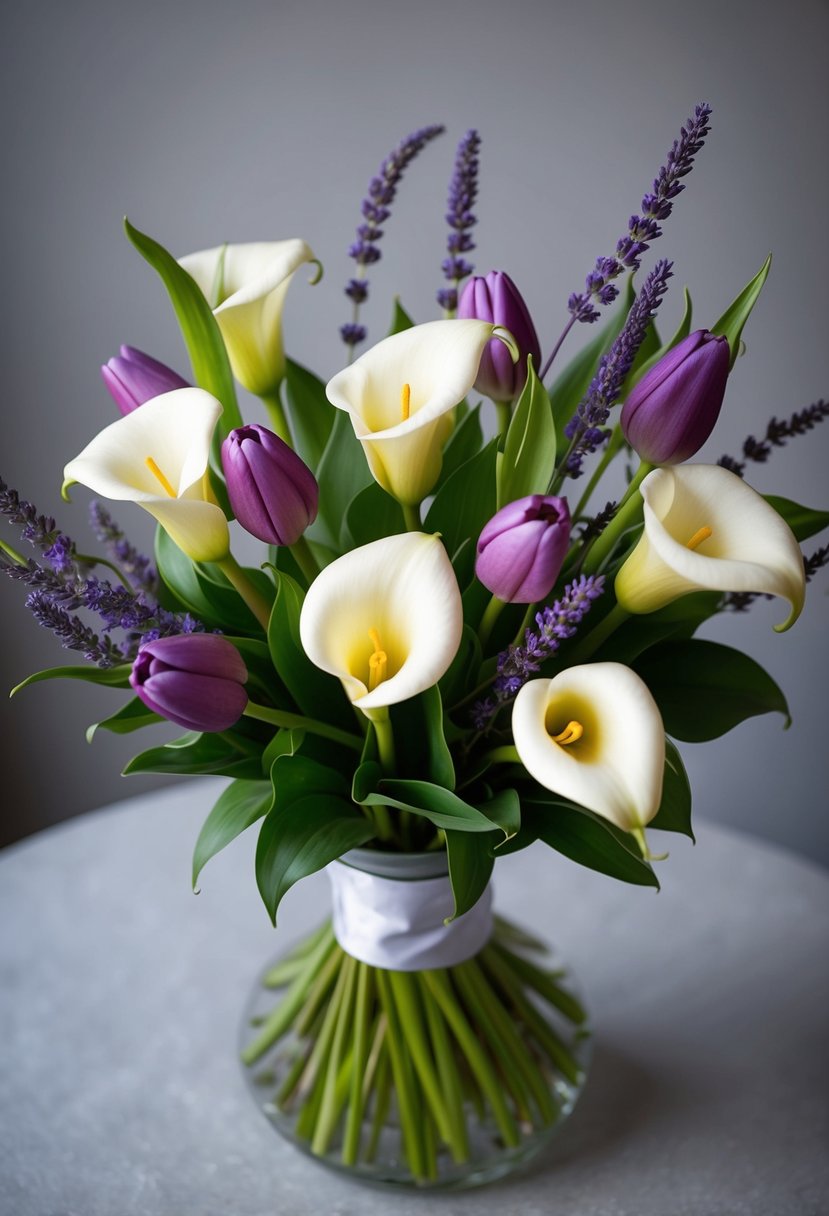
1 782 828 1216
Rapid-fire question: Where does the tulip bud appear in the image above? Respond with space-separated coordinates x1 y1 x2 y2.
620 330 730 464
476 495 571 603
130 635 248 732
458 271 542 402
221 424 318 546
101 345 190 415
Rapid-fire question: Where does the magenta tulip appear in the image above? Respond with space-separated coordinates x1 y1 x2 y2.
476 495 571 603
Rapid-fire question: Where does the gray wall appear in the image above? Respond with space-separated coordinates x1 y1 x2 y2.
1 0 827 862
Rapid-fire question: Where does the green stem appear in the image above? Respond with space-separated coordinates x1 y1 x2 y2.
387 971 454 1149
478 594 506 651
295 956 352 1139
401 501 422 532
260 390 294 447
74 552 134 589
290 535 319 585
485 744 521 768
263 921 333 987
488 941 587 1025
495 400 511 440
294 944 345 1037
572 428 622 520
216 554 273 630
244 703 363 751
364 1047 391 1163
582 459 652 574
0 537 27 565
376 968 427 1180
372 711 397 774
342 965 373 1165
558 601 629 665
241 929 338 1065
312 954 358 1154
420 977 469 1163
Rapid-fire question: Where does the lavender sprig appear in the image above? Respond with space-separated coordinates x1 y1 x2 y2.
89 500 158 595
341 124 445 354
437 129 481 313
24 591 125 667
472 575 605 731
718 401 829 477
562 259 673 477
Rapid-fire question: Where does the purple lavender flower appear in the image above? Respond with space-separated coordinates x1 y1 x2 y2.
88 501 158 596
341 124 445 352
718 400 829 477
24 590 124 667
437 130 481 313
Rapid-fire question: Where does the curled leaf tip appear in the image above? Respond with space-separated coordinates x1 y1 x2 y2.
307 258 324 286
60 478 76 503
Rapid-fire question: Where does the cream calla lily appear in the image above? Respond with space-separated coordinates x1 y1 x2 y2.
512 663 665 835
615 464 806 631
63 388 230 563
299 532 463 715
179 240 317 395
326 320 517 506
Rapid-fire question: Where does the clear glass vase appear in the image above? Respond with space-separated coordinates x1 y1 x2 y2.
239 848 591 1190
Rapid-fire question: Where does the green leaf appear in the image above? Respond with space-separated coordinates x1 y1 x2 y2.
387 298 415 335
123 732 262 778
155 527 270 634
436 405 484 490
10 663 132 697
439 623 482 708
270 753 350 802
498 359 556 508
123 218 242 434
310 409 373 551
354 774 510 835
283 358 335 472
424 438 498 560
261 727 305 771
521 799 659 888
445 830 495 919
256 794 373 924
341 481 405 550
650 739 694 840
634 639 791 741
595 591 722 664
389 684 455 789
765 495 829 542
192 778 274 887
87 696 163 742
711 254 772 370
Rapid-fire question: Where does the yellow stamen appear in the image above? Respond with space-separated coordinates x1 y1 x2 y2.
400 382 411 422
686 525 713 551
368 627 388 692
551 720 584 746
145 457 177 498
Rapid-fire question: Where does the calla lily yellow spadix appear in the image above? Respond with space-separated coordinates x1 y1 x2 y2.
299 532 463 717
179 240 319 396
326 319 518 506
512 663 666 840
614 464 806 632
62 388 230 563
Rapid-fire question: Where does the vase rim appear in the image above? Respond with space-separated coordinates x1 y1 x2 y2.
336 846 449 880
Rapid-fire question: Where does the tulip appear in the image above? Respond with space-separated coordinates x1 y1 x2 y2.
63 388 230 563
512 663 665 835
179 240 317 397
476 495 570 603
299 532 463 716
614 464 806 631
326 319 516 507
130 634 248 732
621 329 730 464
221 424 318 546
458 271 542 402
101 345 189 416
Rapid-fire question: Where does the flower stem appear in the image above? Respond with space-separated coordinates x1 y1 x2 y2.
342 964 373 1165
559 602 629 665
290 535 320 585
495 400 511 440
376 968 427 1179
241 929 338 1065
372 710 397 773
401 502 421 532
260 390 294 447
572 427 623 521
216 554 273 631
539 313 577 383
478 594 506 651
485 744 521 768
582 460 652 573
244 702 363 751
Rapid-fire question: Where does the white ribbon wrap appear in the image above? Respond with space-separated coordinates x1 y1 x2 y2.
327 860 493 971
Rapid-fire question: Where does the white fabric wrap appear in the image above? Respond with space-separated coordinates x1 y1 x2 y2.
327 862 493 971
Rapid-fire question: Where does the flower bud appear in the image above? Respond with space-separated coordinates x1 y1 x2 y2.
221 424 318 546
620 330 730 464
130 635 248 732
458 271 542 402
101 345 189 415
476 495 571 603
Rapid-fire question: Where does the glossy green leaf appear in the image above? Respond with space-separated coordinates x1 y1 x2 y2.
310 409 373 550
353 773 510 835
649 739 694 840
270 753 350 802
123 218 242 434
283 358 335 472
521 799 659 888
10 662 132 697
424 438 498 560
192 778 274 887
155 527 271 634
634 639 790 741
595 591 722 664
261 727 306 771
498 359 556 508
711 254 772 369
387 298 415 335
123 732 262 778
445 830 496 919
390 684 455 789
436 405 484 491
341 481 405 550
87 696 163 742
765 495 829 542
439 623 482 708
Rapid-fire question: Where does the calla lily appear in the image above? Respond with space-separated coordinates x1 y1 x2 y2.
326 320 517 506
299 532 463 716
512 663 665 836
179 240 318 395
63 388 230 563
615 464 806 631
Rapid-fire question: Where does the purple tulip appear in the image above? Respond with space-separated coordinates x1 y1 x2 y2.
130 635 248 732
620 329 730 464
476 495 571 603
101 345 190 415
458 271 542 402
221 424 319 546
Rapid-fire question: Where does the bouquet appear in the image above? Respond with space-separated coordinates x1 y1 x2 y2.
2 102 826 1188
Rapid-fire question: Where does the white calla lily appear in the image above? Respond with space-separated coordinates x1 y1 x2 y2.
179 240 318 395
512 663 665 836
63 388 229 563
326 320 517 506
299 532 463 716
615 464 806 632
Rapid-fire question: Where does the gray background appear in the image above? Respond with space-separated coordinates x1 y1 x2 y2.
1 0 826 860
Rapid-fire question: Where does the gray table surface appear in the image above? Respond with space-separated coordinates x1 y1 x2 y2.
1 781 828 1216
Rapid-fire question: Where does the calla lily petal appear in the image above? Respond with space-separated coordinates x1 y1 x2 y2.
512 663 665 833
63 388 229 563
326 319 514 505
615 464 806 631
179 240 317 396
299 532 463 713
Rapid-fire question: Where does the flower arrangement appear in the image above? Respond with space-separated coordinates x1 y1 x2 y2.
2 102 827 1188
